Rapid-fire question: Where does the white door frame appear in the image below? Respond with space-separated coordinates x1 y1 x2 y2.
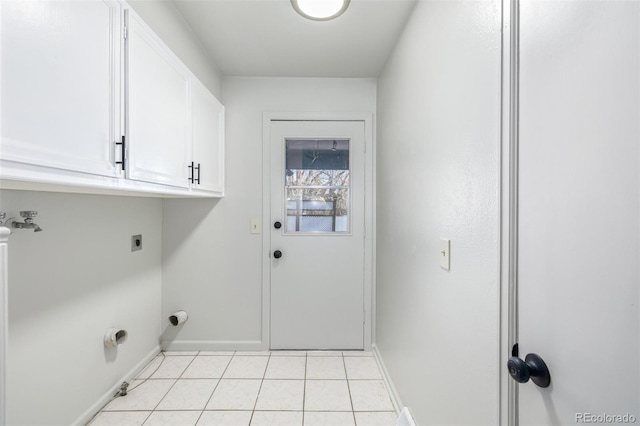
261 112 374 351
0 228 9 426
500 0 518 424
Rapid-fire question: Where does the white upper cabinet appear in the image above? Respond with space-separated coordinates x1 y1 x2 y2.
125 10 191 189
190 78 225 195
0 2 224 197
1 0 122 178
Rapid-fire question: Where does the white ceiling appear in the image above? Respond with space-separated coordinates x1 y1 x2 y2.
172 0 417 78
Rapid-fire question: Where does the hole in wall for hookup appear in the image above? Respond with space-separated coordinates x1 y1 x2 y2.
160 310 189 350
103 328 128 363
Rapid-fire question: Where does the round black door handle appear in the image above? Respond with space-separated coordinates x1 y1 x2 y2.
507 353 551 388
273 250 283 259
274 221 282 229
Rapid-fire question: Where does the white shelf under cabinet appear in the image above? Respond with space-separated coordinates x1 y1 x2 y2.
0 163 217 198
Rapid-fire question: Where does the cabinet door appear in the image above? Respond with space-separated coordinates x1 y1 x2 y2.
191 78 225 195
0 0 122 177
126 10 191 188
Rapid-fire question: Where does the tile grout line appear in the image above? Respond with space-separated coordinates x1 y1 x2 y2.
302 353 308 424
195 351 235 423
248 352 271 423
342 353 358 425
146 353 200 421
198 351 236 421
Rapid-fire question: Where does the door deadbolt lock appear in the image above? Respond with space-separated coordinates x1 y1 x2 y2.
273 250 283 259
274 221 282 229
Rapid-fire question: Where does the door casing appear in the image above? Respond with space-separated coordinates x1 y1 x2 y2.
261 112 375 351
500 0 518 424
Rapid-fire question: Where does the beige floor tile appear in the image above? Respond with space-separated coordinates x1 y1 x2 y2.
182 356 232 379
205 379 261 410
155 379 218 410
264 356 306 379
303 411 355 426
197 411 252 426
223 356 269 379
349 380 394 411
306 357 346 380
344 357 382 380
255 380 304 411
304 380 352 411
89 411 150 426
353 411 397 425
250 411 303 426
143 410 201 426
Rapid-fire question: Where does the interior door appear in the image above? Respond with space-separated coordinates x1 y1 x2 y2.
270 120 365 350
513 1 639 423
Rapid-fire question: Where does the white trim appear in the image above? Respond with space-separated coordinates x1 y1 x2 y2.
73 345 161 426
161 340 264 351
372 344 401 415
0 227 9 426
262 112 374 351
500 0 519 424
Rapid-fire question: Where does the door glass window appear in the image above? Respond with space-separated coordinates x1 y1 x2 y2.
285 139 350 233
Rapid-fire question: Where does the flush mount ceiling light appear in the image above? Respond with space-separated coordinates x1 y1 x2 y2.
291 0 350 21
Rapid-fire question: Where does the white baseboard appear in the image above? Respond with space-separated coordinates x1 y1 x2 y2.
73 345 161 426
161 340 265 351
397 407 417 426
372 343 403 415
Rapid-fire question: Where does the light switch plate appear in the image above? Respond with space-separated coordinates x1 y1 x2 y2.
440 238 450 270
250 218 261 234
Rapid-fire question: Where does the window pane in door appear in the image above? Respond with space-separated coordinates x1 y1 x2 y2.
285 139 350 233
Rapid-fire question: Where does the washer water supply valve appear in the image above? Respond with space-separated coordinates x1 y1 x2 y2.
5 211 43 232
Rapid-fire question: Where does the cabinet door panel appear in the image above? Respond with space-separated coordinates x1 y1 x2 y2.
126 11 190 188
191 79 224 194
1 0 121 177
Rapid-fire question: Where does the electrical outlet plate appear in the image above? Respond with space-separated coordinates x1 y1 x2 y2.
250 218 261 234
440 238 450 270
131 234 142 252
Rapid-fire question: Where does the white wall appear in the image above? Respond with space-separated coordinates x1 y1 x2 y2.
128 0 222 98
1 190 162 425
162 77 376 350
375 2 501 424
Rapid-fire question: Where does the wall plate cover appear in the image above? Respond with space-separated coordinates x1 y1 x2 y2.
440 238 450 270
131 234 142 252
250 218 261 234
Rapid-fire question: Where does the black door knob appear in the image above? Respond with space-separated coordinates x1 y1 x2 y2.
507 353 551 388
274 221 282 229
273 250 283 259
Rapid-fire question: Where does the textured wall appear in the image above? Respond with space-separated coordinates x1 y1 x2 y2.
375 2 501 424
1 191 162 425
161 77 376 350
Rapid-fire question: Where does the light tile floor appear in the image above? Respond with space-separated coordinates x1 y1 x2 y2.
88 351 397 426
